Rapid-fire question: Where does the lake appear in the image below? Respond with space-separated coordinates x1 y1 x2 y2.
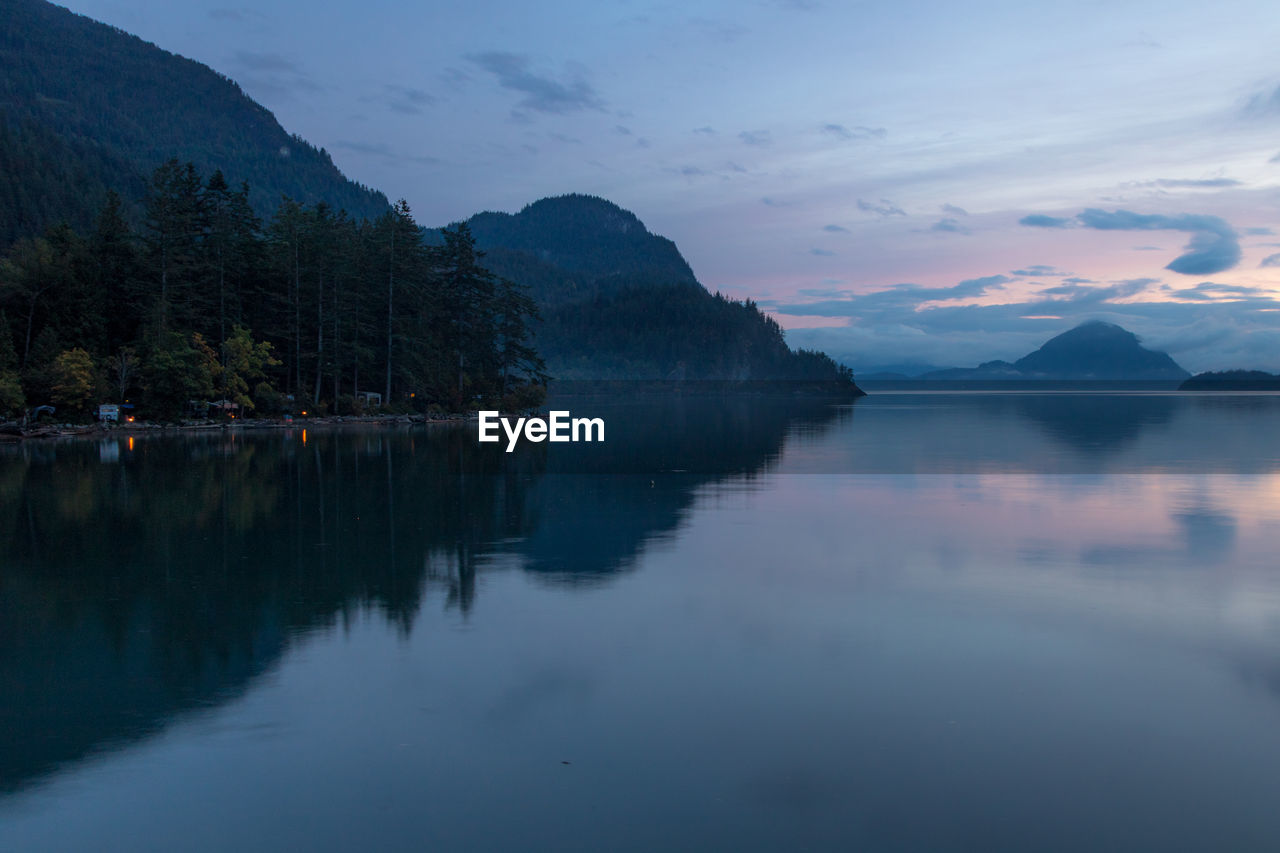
4 390 1280 851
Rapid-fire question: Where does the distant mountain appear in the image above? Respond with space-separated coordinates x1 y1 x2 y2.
437 195 860 385
1012 322 1188 379
908 322 1189 381
0 0 389 244
1180 370 1280 390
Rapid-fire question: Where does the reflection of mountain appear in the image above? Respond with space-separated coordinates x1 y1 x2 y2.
987 393 1179 453
0 396 847 794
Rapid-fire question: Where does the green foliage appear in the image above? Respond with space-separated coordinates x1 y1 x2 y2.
0 372 23 418
143 331 219 420
221 326 279 410
50 348 97 419
0 319 24 417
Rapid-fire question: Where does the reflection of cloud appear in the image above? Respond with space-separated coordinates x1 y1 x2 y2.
739 129 772 147
1172 508 1236 560
822 224 849 234
1261 254 1280 268
809 248 835 256
466 52 605 115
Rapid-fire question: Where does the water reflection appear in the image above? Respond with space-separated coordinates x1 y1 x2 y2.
785 391 1280 473
0 396 846 794
6 392 1280 851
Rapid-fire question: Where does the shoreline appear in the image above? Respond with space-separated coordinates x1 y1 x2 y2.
0 412 472 443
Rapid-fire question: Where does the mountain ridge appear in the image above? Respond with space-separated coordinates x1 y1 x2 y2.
0 0 390 244
433 194 859 384
889 321 1190 381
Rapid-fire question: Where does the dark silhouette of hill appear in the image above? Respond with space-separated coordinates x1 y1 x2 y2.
0 0 389 244
1013 321 1188 379
436 195 859 383
1180 370 1280 390
901 321 1189 382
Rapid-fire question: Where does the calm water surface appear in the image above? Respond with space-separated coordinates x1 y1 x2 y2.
4 392 1280 851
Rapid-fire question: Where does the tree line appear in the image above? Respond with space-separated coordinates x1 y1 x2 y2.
0 159 545 421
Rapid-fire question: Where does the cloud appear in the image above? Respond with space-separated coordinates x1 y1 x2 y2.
942 204 968 217
1038 279 1155 303
1020 214 1071 228
1010 265 1064 277
1262 253 1280 268
1134 178 1242 189
823 224 850 234
231 51 321 98
821 123 886 141
334 140 439 167
692 126 717 136
233 51 299 72
384 84 436 115
209 8 255 22
857 198 905 217
1244 85 1280 117
738 130 772 147
779 271 1280 373
466 52 605 115
688 17 749 42
761 197 786 207
1245 227 1275 236
1075 208 1241 275
1167 282 1269 301
809 248 835 256
930 218 968 234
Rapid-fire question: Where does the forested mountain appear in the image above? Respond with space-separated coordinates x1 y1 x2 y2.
0 164 545 421
0 0 389 245
439 195 856 382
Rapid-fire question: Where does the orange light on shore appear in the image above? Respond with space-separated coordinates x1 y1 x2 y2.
126 416 134 422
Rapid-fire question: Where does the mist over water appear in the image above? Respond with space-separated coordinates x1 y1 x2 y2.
4 392 1280 851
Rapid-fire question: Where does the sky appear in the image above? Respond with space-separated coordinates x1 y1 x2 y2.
60 0 1280 372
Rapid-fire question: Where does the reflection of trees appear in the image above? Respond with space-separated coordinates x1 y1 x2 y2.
0 396 848 794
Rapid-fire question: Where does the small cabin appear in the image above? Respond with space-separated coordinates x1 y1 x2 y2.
97 403 120 422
